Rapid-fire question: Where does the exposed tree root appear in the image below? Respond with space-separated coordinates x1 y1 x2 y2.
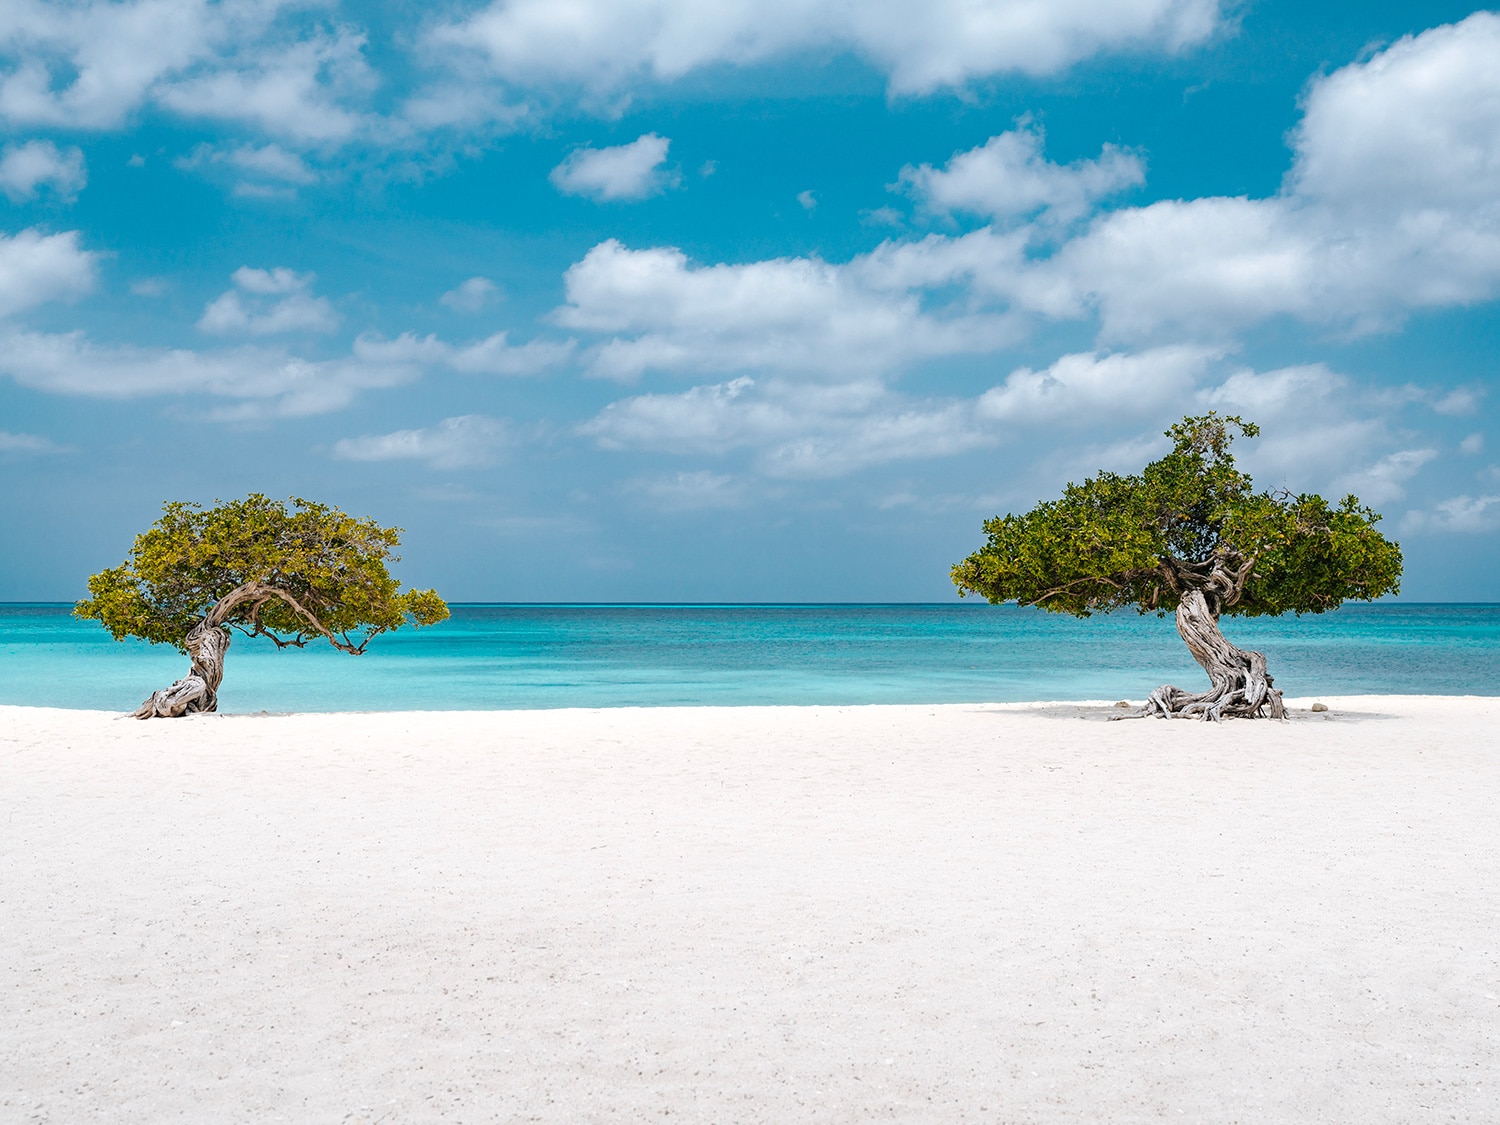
133 580 348 719
134 619 229 719
1115 588 1285 722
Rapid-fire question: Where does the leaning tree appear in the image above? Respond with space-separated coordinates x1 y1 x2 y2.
951 414 1403 720
76 495 449 718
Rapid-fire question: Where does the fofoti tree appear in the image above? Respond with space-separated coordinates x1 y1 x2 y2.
76 495 450 719
951 415 1403 720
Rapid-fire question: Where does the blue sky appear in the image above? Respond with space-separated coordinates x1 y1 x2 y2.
2 0 1499 602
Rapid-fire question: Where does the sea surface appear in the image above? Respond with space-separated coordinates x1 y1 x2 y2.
1 602 1496 713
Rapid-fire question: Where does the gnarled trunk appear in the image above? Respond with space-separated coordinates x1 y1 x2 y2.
133 580 316 719
132 580 357 719
133 617 230 718
1124 588 1285 722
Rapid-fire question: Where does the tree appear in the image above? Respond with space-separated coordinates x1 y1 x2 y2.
951 414 1403 720
76 495 450 719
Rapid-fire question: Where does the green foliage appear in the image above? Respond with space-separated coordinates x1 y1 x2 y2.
76 494 449 651
952 414 1403 618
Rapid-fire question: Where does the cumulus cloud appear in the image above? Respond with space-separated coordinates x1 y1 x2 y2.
153 25 375 144
0 0 375 142
440 276 500 312
352 331 573 376
582 349 1217 478
1433 387 1482 416
1333 448 1439 506
198 267 338 336
569 14 1500 362
0 328 417 418
177 143 318 195
0 140 86 202
0 321 571 419
424 0 1222 104
581 375 992 478
977 346 1215 423
556 239 1014 381
550 134 676 201
580 344 1459 487
1191 363 1398 485
1287 16 1500 215
333 415 508 470
0 227 96 316
899 124 1143 225
1037 13 1500 339
1404 494 1500 533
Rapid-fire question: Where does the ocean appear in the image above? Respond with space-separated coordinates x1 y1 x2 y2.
1 602 1496 713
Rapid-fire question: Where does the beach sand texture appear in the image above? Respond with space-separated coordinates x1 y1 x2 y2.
3 698 1497 1122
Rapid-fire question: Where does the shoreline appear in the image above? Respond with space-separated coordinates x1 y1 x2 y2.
5 692 1495 719
5 696 1498 1121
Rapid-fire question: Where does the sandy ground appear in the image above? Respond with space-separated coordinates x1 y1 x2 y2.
2 697 1498 1123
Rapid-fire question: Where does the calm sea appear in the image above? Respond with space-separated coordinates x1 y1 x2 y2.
1 602 1496 713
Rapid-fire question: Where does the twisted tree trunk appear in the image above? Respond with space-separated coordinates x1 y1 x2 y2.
1123 588 1285 722
133 617 231 718
133 580 334 719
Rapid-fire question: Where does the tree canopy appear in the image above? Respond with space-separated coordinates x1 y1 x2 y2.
76 494 449 653
951 414 1403 618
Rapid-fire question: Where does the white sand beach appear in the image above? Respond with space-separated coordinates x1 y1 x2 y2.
3 697 1498 1122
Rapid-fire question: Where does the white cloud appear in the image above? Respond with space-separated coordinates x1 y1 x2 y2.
627 13 1499 352
0 429 67 454
230 266 305 295
352 331 573 376
580 350 1214 479
1404 494 1500 533
762 401 991 477
550 134 676 201
797 190 817 211
0 0 244 129
1197 363 1346 421
1192 364 1404 487
899 125 1143 225
1030 13 1500 339
155 25 374 143
556 238 1013 381
582 374 995 479
581 375 770 453
1332 448 1438 506
1433 387 1482 416
977 346 1215 423
425 0 1222 102
1287 15 1500 215
440 276 500 312
629 470 747 510
198 267 338 336
0 327 418 418
1460 433 1485 456
0 323 568 419
0 140 86 202
580 345 1451 490
332 415 508 470
177 143 317 191
0 0 376 143
0 227 96 316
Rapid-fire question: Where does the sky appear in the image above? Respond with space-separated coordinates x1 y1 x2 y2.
2 0 1499 603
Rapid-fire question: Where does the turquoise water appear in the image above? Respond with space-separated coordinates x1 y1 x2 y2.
1 603 1496 713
